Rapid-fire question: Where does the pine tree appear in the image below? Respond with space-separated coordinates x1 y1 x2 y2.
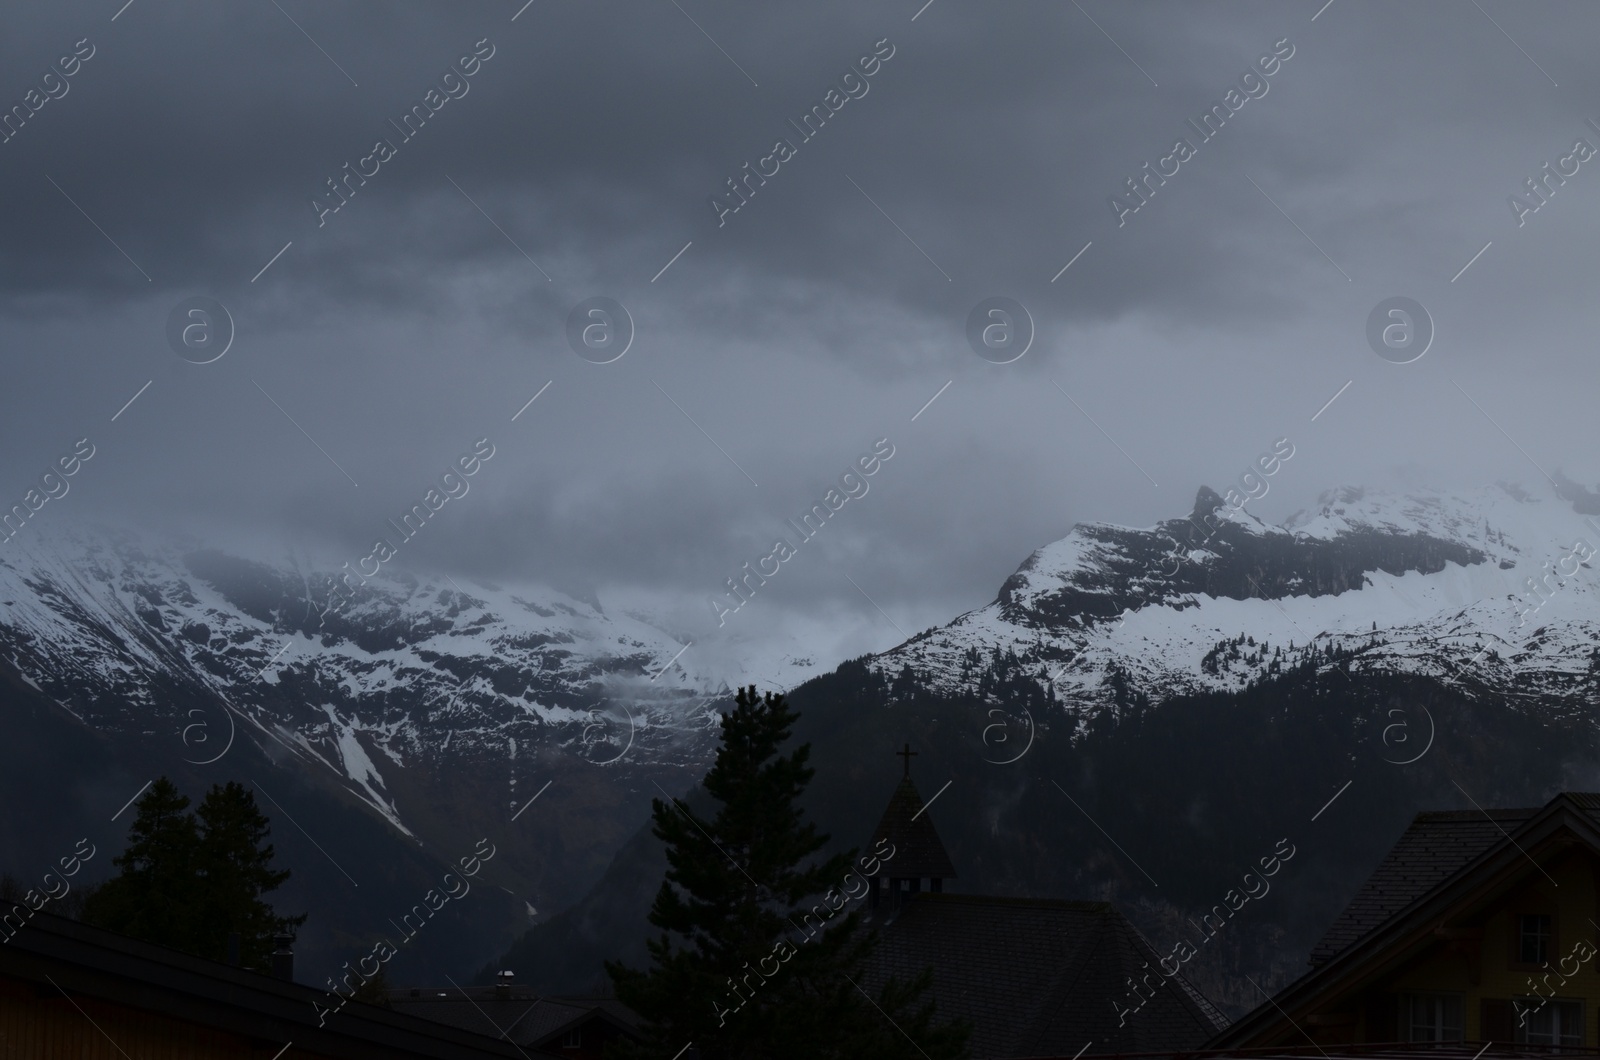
195 781 306 970
606 687 967 1060
83 778 203 952
83 777 304 972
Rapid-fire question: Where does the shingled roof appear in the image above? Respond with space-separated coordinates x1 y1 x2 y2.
0 912 524 1059
389 993 544 1040
1307 806 1540 965
870 776 958 881
1212 791 1600 1050
859 894 1228 1059
390 988 641 1054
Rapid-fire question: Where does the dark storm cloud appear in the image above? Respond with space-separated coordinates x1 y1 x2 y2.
7 1 1598 328
0 4 1449 308
5 0 1600 667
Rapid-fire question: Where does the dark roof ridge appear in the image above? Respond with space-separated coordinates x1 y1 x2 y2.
2 911 524 1058
863 891 1225 1056
1014 902 1118 1055
1212 790 1600 1048
1027 902 1226 1053
1310 793 1600 964
905 893 1111 912
1124 918 1232 1033
1412 808 1541 821
1413 793 1600 822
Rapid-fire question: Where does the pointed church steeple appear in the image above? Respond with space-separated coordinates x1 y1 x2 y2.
867 744 956 911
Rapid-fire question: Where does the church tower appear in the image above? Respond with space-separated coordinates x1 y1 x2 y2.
868 744 957 911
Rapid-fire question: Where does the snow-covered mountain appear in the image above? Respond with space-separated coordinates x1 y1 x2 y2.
0 528 786 937
6 482 1596 843
0 531 733 816
492 479 1600 1000
12 482 1600 990
877 482 1600 726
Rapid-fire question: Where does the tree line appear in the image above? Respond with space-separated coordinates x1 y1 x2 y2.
2 777 304 975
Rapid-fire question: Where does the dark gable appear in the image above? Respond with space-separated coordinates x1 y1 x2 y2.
1212 791 1600 1052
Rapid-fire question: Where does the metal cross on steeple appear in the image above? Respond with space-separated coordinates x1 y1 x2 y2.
897 742 917 778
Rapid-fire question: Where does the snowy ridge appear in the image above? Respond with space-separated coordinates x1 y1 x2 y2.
0 529 737 832
874 483 1600 725
5 483 1597 830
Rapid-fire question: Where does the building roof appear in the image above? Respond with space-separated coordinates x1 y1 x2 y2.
387 992 543 1041
860 893 1228 1059
870 776 958 880
389 988 641 1050
1308 807 1539 965
1016 1045 1600 1060
1211 791 1600 1049
0 911 523 1059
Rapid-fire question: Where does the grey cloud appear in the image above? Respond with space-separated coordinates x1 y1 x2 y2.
5 0 1600 672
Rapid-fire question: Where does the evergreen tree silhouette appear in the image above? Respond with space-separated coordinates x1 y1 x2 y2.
83 778 202 953
84 777 304 973
195 781 306 970
606 686 966 1059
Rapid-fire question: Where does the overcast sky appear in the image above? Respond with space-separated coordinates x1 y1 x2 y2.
4 0 1600 675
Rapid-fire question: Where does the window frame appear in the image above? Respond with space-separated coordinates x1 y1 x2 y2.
1513 996 1584 1049
1402 992 1465 1044
1513 911 1558 971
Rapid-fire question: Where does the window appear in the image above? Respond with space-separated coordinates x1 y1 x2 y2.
561 1028 582 1048
1516 998 1583 1048
1521 914 1554 965
1405 994 1464 1043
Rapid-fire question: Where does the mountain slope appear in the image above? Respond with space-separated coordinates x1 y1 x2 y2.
0 529 742 967
487 481 1600 1011
883 483 1600 723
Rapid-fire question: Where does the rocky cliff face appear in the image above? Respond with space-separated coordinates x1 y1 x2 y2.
881 483 1599 727
487 480 1600 1005
0 529 737 939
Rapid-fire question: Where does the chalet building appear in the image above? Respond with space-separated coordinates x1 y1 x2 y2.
388 978 641 1059
1211 791 1600 1051
858 748 1229 1059
0 910 522 1058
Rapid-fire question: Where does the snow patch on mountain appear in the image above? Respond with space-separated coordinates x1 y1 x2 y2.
320 704 412 836
0 529 739 832
875 483 1600 725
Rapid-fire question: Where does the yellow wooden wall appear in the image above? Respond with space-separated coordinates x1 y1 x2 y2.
0 977 322 1059
1365 849 1600 1044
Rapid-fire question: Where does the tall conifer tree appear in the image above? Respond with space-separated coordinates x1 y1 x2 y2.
83 777 202 952
84 777 304 973
606 687 966 1059
195 780 306 970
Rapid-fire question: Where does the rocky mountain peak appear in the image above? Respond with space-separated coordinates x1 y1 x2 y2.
1191 485 1227 519
877 482 1597 722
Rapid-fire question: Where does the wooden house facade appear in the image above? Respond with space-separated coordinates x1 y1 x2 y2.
1212 792 1600 1050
